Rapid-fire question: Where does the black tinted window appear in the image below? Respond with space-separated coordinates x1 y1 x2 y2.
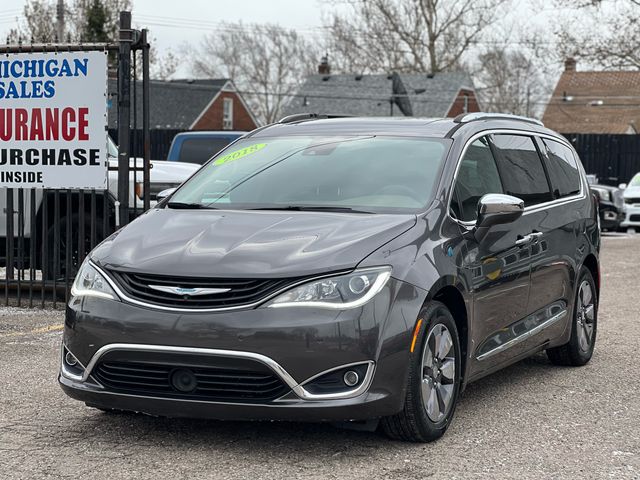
178 138 232 164
541 139 581 198
491 134 552 206
452 137 503 221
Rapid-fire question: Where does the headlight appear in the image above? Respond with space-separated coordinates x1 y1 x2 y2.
267 267 391 309
592 188 611 202
70 259 118 301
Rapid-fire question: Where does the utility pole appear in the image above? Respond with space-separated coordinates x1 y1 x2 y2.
56 0 64 42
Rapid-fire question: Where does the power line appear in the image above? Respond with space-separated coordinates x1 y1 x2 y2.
133 13 555 46
234 88 640 107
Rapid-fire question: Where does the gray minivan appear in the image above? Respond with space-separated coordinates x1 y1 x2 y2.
60 113 599 442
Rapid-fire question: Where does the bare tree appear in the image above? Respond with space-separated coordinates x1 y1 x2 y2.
7 0 131 43
555 0 640 69
473 47 549 117
324 0 509 74
6 0 58 43
150 48 181 80
191 23 320 124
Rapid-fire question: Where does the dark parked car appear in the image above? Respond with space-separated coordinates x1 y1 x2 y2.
60 113 600 442
586 174 624 231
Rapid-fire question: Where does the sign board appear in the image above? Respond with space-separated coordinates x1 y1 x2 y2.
0 50 108 189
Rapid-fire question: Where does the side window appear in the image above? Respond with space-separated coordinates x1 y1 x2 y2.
178 138 232 165
451 137 504 222
541 139 581 198
490 134 553 207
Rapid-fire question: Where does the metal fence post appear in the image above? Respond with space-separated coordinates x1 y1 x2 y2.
117 11 132 227
142 29 151 211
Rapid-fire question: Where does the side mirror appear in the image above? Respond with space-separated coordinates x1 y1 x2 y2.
156 187 177 202
474 193 524 242
618 183 627 190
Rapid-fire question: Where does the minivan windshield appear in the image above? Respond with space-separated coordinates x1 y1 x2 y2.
630 173 640 187
169 135 449 213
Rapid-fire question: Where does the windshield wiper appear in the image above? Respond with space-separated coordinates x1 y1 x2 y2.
249 205 374 214
166 201 216 210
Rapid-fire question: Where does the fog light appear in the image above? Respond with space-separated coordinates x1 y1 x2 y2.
343 370 359 387
65 351 78 366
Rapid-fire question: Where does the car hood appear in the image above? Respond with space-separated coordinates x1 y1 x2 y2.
107 159 200 182
623 186 640 199
590 184 618 192
93 209 417 277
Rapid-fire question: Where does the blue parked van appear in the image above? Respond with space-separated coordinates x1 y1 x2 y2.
167 131 245 165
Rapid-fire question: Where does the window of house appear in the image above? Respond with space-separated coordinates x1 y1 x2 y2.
541 138 581 198
451 136 504 222
222 98 233 130
490 134 553 207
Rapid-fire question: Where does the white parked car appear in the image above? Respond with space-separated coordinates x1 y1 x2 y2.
105 137 200 211
620 173 640 231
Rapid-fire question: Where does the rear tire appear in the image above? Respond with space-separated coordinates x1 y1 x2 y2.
381 301 462 442
547 266 597 366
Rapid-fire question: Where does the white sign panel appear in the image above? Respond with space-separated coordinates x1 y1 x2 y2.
0 50 108 189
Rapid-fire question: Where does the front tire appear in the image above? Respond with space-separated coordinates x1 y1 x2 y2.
381 301 462 442
547 266 598 366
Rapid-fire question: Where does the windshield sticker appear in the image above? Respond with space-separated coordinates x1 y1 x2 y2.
213 143 266 166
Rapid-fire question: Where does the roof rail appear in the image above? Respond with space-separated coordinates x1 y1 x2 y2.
278 113 353 124
453 112 544 127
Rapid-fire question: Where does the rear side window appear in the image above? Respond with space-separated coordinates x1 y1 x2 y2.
451 137 504 222
178 138 233 164
490 134 553 207
541 139 581 198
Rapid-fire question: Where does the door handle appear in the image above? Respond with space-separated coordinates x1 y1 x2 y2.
515 234 533 247
515 231 543 247
529 232 543 242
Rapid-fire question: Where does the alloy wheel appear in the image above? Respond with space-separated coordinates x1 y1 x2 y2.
421 323 456 422
576 280 596 352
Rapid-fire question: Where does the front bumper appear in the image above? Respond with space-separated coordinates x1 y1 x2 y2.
598 203 624 230
60 277 426 421
59 369 396 422
620 203 640 228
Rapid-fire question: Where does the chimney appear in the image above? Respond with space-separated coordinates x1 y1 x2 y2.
318 55 331 75
564 57 577 72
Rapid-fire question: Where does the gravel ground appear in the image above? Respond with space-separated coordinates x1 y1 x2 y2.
1 234 638 480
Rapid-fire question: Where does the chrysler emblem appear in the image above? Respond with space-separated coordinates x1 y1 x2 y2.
148 285 230 296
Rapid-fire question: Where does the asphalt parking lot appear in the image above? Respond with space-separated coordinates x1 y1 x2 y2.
1 234 639 480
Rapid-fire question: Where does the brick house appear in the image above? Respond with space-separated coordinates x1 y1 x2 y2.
282 58 480 118
108 78 258 131
542 58 640 134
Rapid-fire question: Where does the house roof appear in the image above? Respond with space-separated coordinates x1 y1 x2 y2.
107 78 232 130
281 72 476 118
542 69 640 134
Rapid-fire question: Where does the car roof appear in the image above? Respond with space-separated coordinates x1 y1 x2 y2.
251 117 457 138
175 131 246 138
249 116 565 142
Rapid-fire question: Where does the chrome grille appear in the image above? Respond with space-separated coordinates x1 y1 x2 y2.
107 270 300 309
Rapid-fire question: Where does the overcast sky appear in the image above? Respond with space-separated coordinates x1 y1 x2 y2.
0 0 594 78
0 0 330 51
